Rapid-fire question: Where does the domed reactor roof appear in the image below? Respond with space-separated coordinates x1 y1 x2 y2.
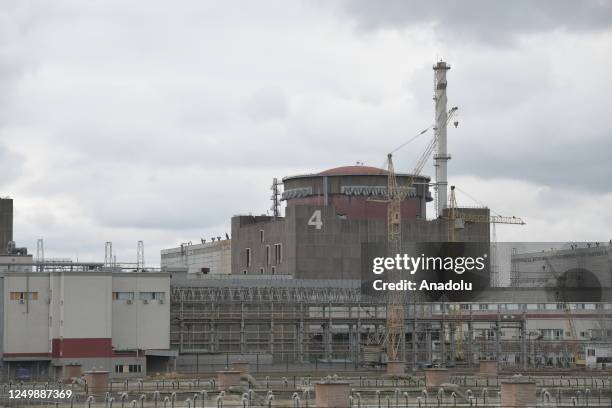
317 165 387 177
282 164 432 220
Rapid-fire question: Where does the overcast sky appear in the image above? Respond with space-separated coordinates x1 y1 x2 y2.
1 0 611 265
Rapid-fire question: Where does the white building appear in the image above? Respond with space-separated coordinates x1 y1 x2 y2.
161 240 231 276
1 256 173 380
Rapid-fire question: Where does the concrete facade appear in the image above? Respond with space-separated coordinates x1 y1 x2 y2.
282 165 431 220
2 264 171 380
161 240 231 276
511 244 612 288
231 204 490 279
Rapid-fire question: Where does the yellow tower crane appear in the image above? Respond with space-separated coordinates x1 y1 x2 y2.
379 107 459 371
446 185 525 361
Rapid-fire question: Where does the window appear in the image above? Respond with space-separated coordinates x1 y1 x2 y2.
265 245 270 265
243 270 247 275
274 243 282 264
115 364 142 373
259 267 265 275
245 248 251 267
588 349 596 357
271 266 276 275
113 292 134 300
201 267 210 274
479 304 488 311
10 292 38 301
139 292 166 301
259 229 265 243
541 329 564 340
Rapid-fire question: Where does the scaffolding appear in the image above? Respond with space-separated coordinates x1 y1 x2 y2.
169 284 612 371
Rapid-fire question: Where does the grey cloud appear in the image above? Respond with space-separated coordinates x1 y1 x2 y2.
340 0 612 45
244 86 289 122
0 144 24 186
451 136 612 192
2 0 611 262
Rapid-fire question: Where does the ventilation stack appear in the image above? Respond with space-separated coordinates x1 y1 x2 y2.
433 61 451 218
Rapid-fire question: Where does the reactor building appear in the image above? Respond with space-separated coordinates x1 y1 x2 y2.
230 164 490 280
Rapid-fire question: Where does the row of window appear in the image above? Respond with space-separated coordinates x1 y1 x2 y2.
112 292 166 301
448 303 606 311
11 291 167 303
114 364 142 373
244 242 282 273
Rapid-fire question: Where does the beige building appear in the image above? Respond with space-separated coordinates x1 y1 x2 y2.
161 239 231 275
1 257 172 380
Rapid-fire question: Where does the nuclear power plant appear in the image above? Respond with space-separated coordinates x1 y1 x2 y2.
2 61 612 407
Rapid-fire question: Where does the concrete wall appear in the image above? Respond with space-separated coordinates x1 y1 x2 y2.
161 240 231 275
283 172 431 220
58 274 112 341
3 270 170 360
112 273 170 351
0 199 13 254
3 273 50 355
231 204 490 279
511 245 612 287
231 214 295 276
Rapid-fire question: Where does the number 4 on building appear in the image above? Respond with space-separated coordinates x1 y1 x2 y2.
308 210 323 230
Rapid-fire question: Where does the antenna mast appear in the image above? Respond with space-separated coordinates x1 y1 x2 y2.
270 178 281 218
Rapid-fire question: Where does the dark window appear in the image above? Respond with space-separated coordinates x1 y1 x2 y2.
274 243 282 264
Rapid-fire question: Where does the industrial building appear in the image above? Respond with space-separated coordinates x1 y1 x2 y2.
0 252 173 380
511 243 612 289
159 60 612 375
1 59 611 387
161 239 231 276
162 161 612 372
169 276 612 371
230 165 489 279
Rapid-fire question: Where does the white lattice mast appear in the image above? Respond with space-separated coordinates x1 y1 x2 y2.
36 238 44 272
137 240 145 272
104 241 113 267
270 178 281 218
433 61 451 218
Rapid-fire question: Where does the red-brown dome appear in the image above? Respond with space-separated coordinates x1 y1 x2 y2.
317 165 387 176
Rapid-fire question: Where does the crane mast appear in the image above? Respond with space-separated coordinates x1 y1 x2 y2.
382 106 458 371
384 154 404 365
